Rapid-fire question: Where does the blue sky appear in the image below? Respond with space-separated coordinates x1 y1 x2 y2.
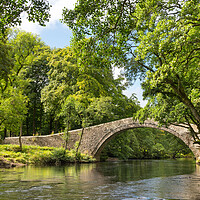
19 0 147 107
40 23 73 48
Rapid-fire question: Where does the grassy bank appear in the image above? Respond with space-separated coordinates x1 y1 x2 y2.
0 144 95 168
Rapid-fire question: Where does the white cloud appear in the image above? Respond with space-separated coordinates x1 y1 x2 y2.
19 13 41 34
47 0 77 27
19 0 77 34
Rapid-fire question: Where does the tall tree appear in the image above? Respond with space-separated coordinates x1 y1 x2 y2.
42 45 140 139
25 46 51 135
0 30 46 137
62 0 200 140
41 47 79 133
0 84 28 134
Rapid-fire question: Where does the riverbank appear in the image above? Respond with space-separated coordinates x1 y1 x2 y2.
0 144 95 168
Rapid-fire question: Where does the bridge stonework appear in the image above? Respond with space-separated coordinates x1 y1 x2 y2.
4 118 200 163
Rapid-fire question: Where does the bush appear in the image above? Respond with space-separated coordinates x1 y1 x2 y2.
51 148 67 165
0 144 95 166
30 150 52 165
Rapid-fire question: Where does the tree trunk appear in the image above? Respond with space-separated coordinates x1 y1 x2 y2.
54 120 58 134
64 120 70 150
49 115 53 134
167 78 200 131
39 104 43 133
33 102 36 135
19 124 23 151
26 112 29 136
3 128 7 139
76 127 84 157
26 101 30 136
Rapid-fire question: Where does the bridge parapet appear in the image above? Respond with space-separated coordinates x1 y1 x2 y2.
4 118 200 163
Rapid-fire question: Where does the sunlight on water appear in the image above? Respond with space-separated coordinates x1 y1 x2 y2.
0 159 199 200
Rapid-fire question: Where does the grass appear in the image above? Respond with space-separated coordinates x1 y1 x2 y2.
0 144 95 166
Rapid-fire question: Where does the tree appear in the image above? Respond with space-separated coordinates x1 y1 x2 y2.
41 44 140 154
0 30 46 139
42 45 139 126
0 0 51 36
0 85 28 134
41 47 79 133
62 0 200 140
9 29 45 78
0 34 13 93
59 96 80 149
24 46 51 135
0 0 51 103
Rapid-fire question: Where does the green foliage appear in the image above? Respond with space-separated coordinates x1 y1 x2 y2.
41 45 140 135
0 28 139 139
48 148 70 165
0 85 28 133
0 144 95 166
86 97 115 125
41 48 78 117
0 0 51 137
0 0 51 35
0 3 51 136
0 29 47 135
24 45 51 135
63 0 200 140
101 128 193 161
0 35 13 91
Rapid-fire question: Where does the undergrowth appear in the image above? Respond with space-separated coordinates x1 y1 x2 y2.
0 144 95 166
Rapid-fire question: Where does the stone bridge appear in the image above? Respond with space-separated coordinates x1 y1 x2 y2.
4 118 200 162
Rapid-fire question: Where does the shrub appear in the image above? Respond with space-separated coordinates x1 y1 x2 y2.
0 144 95 166
30 150 52 165
50 148 67 165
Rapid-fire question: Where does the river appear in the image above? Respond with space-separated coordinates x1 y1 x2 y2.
0 159 200 200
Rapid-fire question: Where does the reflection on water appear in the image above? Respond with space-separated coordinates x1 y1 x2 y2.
0 159 199 200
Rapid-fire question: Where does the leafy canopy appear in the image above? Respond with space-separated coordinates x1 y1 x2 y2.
0 30 46 133
62 0 200 139
0 0 51 35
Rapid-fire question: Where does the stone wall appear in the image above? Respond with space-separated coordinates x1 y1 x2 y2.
3 118 200 162
4 129 82 150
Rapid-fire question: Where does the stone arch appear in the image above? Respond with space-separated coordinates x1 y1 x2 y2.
3 117 200 162
81 118 199 161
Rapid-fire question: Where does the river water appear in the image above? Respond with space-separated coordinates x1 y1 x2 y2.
0 159 200 200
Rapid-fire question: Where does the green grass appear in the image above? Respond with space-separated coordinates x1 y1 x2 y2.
0 144 95 166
